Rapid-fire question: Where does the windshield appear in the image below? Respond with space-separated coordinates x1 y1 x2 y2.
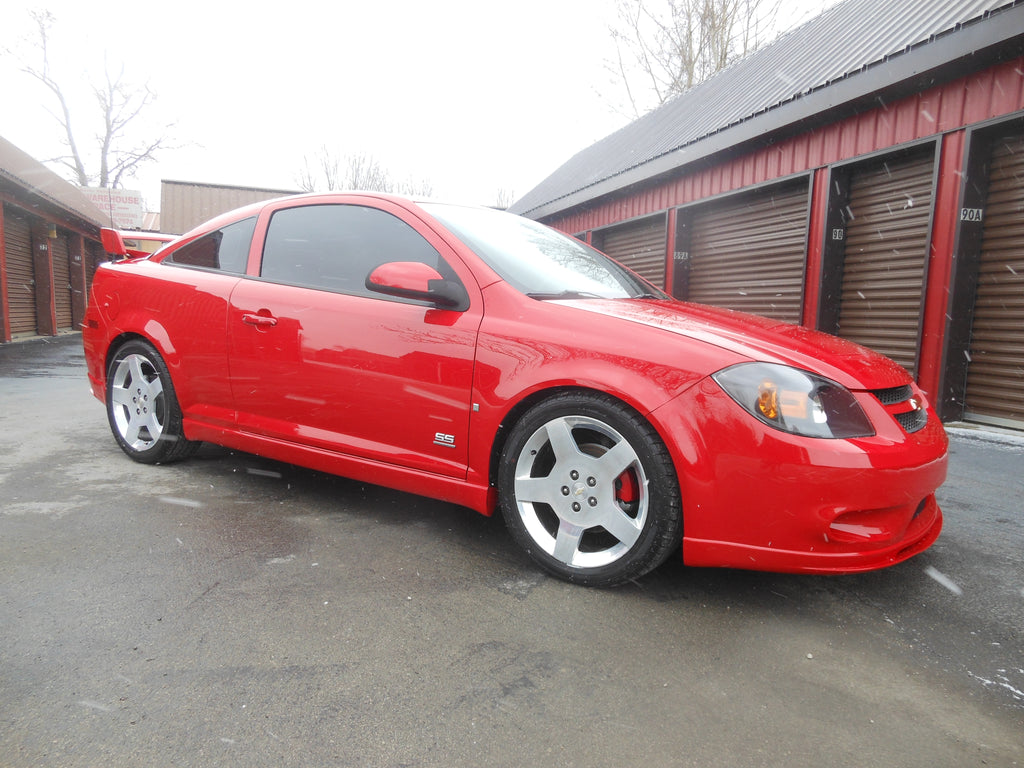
422 203 667 300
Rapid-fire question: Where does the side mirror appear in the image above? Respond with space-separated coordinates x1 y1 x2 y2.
366 262 469 311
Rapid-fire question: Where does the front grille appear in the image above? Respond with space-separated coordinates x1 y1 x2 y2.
895 409 929 433
872 385 913 405
870 384 928 434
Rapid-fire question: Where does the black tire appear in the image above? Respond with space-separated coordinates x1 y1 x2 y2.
498 391 682 587
105 339 198 464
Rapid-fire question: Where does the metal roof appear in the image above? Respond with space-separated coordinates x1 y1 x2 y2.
0 136 107 229
511 0 1024 219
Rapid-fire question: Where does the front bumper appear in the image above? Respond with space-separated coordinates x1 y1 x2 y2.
653 376 948 574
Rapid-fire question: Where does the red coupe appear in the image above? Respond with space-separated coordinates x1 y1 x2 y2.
83 193 947 586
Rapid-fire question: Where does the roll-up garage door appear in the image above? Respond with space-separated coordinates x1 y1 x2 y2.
964 133 1024 428
3 207 37 336
51 232 73 331
596 215 667 288
688 182 808 323
836 151 934 376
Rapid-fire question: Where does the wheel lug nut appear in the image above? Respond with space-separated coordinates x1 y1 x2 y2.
561 486 570 496
572 502 581 512
588 497 598 507
587 477 596 486
570 470 579 480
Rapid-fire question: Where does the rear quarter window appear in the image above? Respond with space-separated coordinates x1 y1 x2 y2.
165 217 256 274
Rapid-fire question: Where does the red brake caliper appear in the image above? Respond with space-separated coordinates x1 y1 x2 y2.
615 470 639 505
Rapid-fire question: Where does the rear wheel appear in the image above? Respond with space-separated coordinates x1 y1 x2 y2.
105 339 198 464
498 392 682 587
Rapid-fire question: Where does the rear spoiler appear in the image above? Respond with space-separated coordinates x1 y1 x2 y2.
100 227 176 259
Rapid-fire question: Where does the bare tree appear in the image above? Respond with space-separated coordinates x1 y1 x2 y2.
609 0 782 117
345 152 394 192
297 148 433 197
297 145 343 192
495 188 516 210
12 10 173 188
397 175 434 199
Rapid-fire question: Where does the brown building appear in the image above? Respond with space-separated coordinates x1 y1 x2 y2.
0 137 107 343
0 155 302 343
160 179 299 235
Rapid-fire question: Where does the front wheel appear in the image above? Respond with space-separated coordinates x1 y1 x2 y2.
498 392 682 587
105 339 198 464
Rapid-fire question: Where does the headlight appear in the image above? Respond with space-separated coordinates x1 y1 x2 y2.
712 363 875 439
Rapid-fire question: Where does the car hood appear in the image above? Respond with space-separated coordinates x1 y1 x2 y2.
562 299 912 391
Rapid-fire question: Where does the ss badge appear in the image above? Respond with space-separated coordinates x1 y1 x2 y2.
433 432 457 448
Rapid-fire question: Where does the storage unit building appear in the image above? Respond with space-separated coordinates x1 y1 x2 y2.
512 0 1024 430
0 137 106 343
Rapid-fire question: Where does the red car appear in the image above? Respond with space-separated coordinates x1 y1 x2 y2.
83 192 947 586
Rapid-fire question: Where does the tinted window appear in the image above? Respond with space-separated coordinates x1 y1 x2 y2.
166 217 256 273
260 204 450 297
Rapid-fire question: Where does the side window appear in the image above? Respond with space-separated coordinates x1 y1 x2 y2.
260 204 453 297
166 217 256 273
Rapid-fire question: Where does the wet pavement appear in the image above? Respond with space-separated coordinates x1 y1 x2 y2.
1 334 1022 767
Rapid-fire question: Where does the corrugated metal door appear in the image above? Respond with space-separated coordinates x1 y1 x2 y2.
688 182 808 323
3 207 37 336
51 232 73 330
964 133 1024 428
836 151 934 375
596 215 667 287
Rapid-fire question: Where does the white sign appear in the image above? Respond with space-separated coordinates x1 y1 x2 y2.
82 187 144 229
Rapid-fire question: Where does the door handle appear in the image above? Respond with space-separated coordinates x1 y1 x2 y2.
242 312 278 328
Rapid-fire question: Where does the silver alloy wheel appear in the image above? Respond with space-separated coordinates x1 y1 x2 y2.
512 414 648 569
109 353 166 451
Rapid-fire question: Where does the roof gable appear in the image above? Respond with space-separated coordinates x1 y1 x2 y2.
0 136 107 229
511 0 1024 218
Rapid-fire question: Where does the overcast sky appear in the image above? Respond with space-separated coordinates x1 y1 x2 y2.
1 0 835 212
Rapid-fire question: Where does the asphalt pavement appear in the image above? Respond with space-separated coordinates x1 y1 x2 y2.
1 334 1021 767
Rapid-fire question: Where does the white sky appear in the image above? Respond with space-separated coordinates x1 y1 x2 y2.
0 0 836 212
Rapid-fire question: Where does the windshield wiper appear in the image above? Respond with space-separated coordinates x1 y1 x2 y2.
526 290 607 301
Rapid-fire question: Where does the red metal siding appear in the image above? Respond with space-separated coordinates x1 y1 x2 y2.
803 168 831 327
919 131 967 401
549 57 1024 237
541 57 1024 410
